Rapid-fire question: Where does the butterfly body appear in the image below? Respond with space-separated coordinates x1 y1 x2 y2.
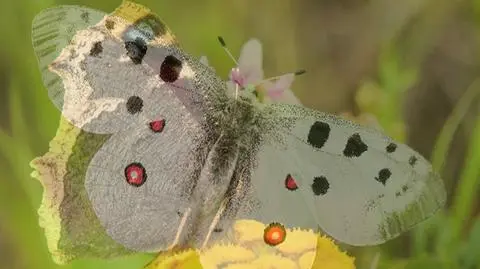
31 1 446 262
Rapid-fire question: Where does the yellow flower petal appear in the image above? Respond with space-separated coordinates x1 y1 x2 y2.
251 254 297 269
200 244 256 268
233 219 266 243
311 235 356 269
144 220 355 269
145 249 202 269
227 254 297 269
275 228 316 255
299 251 316 269
223 264 256 269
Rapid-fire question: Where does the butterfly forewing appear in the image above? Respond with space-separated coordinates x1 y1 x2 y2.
32 6 106 111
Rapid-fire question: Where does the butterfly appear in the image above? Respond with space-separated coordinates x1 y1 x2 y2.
31 0 446 264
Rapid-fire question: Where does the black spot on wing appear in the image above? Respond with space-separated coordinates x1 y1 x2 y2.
160 55 182 82
307 121 330 149
125 37 147 64
312 176 329 195
386 143 397 153
126 96 143 114
409 156 418 166
343 133 368 157
89 41 103 57
375 168 391 185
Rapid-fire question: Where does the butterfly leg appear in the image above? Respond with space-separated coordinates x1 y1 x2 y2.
201 199 228 249
183 134 240 248
235 82 239 100
199 163 253 249
168 207 192 250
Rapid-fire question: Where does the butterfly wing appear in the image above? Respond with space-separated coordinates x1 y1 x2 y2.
32 1 228 254
32 6 107 111
242 103 446 245
33 3 227 134
85 122 211 252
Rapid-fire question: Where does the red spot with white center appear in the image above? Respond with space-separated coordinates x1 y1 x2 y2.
149 119 165 133
124 162 147 187
284 174 298 191
264 222 286 246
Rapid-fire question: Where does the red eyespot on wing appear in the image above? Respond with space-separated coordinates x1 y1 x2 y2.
264 222 286 246
284 174 298 191
125 162 147 187
149 119 165 133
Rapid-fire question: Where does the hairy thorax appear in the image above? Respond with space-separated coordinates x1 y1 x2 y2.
216 96 266 150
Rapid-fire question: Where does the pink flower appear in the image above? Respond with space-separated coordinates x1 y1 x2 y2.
227 39 301 104
201 39 301 104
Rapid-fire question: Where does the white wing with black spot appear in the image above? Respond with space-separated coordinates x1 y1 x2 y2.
244 103 446 245
33 6 226 134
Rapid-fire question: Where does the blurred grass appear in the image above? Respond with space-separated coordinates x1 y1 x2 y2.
1 0 479 269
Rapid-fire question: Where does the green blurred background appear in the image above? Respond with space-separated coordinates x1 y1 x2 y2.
0 0 479 268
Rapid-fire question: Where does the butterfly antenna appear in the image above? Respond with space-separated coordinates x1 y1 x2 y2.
294 69 307 76
218 36 239 66
257 69 307 84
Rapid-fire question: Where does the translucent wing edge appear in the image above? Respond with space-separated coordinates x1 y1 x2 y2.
31 5 106 110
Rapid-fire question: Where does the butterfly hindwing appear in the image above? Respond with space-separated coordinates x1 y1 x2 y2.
243 103 446 245
85 122 211 251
